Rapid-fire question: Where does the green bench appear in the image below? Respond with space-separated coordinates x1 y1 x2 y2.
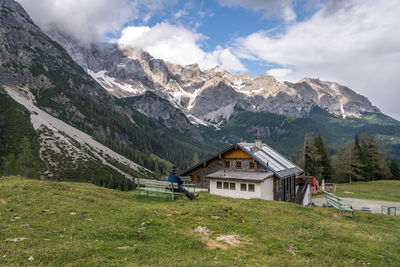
136 178 183 200
325 192 354 218
181 177 197 192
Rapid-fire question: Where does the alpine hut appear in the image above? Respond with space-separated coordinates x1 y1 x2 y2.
180 140 310 205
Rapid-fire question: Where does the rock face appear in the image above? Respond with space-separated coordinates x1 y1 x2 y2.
47 30 381 126
124 91 202 139
0 0 107 99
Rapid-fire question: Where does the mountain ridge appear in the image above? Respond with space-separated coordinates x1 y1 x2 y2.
45 30 382 127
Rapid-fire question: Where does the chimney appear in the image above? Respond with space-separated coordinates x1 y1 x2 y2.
255 139 262 149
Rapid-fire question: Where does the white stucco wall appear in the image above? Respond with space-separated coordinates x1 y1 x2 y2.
260 178 274 201
209 178 273 200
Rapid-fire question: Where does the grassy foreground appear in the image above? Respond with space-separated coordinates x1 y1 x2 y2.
1 177 399 266
334 180 400 202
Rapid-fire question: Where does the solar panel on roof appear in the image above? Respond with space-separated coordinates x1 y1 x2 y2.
254 150 285 171
239 143 303 178
262 145 296 168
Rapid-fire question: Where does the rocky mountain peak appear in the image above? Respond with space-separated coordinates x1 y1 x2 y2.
43 29 383 125
1 0 24 13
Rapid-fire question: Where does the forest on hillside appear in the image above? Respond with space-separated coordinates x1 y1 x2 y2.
302 134 400 183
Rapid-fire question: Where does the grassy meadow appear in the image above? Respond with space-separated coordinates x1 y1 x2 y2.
334 180 400 202
1 176 400 266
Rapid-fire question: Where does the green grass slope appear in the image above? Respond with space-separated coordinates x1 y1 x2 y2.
335 180 400 202
1 177 399 266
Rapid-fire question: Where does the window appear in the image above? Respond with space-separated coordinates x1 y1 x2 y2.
240 183 247 191
224 161 230 168
223 182 229 189
236 161 242 169
230 182 236 190
249 162 255 169
217 182 222 189
248 184 255 192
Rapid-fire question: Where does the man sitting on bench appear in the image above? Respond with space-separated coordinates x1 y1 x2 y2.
168 167 198 200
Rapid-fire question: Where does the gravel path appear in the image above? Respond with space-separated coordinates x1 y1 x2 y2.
312 197 400 214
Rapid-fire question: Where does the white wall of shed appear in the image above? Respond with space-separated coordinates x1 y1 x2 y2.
260 178 274 200
302 184 311 206
209 179 262 199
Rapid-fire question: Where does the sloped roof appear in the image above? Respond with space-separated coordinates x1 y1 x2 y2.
237 143 303 178
180 142 303 179
206 170 273 182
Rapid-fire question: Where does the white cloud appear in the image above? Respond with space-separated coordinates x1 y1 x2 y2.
266 68 293 81
118 22 246 72
218 0 296 22
235 0 400 119
16 0 175 45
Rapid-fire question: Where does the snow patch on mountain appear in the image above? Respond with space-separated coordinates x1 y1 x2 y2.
88 70 145 95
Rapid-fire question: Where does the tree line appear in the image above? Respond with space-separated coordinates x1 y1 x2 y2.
301 134 400 183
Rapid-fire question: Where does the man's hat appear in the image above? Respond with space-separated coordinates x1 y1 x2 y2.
171 166 178 173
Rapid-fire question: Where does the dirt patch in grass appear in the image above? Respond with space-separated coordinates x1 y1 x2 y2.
166 209 180 217
193 226 247 250
216 235 242 246
349 258 371 265
287 244 298 255
194 226 211 237
207 239 228 250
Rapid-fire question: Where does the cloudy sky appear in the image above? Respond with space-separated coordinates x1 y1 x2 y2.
17 0 400 119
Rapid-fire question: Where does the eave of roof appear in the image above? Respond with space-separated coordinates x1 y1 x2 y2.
206 170 273 182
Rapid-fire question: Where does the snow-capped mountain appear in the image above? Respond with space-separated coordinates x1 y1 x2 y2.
47 31 380 127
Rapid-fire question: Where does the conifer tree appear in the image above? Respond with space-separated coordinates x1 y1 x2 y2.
361 135 389 180
314 135 332 181
332 140 365 183
350 135 365 181
332 143 352 183
304 134 323 179
389 159 400 179
360 137 370 180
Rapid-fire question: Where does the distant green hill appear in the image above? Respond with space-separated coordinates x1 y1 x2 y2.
221 106 400 161
1 176 399 266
